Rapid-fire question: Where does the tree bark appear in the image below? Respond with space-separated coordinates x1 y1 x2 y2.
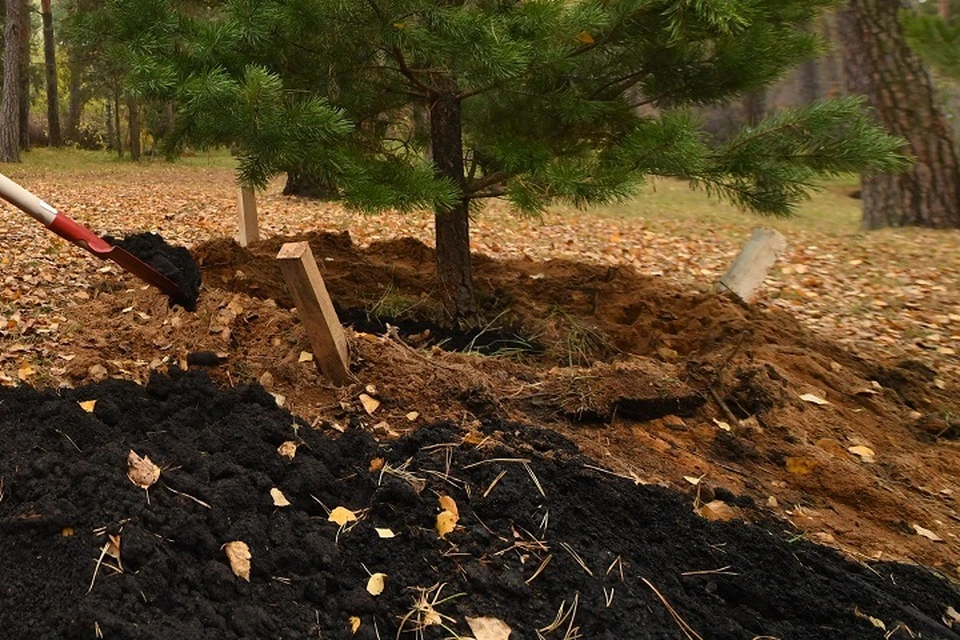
18 0 30 150
742 91 766 127
430 90 476 319
66 49 82 141
282 170 340 199
41 0 61 146
0 0 23 162
113 90 123 157
128 97 141 160
838 0 960 229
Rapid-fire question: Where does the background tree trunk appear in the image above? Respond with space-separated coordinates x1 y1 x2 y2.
18 0 30 150
113 91 123 157
430 91 476 319
0 0 23 162
41 0 61 146
742 91 766 127
282 171 340 199
66 50 82 141
838 0 960 229
127 97 141 160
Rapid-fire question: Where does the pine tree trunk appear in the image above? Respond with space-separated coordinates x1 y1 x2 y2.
282 170 340 199
41 0 61 147
430 91 476 319
105 98 115 151
128 97 141 161
838 0 960 229
113 91 123 157
66 50 82 141
18 0 30 150
0 0 23 162
742 91 766 127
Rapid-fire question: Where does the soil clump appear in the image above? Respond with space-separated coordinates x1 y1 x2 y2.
108 231 202 310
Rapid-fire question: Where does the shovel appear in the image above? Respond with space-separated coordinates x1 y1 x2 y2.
0 172 188 301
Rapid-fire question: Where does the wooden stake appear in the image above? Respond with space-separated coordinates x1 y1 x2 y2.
277 242 350 385
719 228 787 303
237 186 259 247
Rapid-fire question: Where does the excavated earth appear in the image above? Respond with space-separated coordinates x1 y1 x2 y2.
2 231 960 638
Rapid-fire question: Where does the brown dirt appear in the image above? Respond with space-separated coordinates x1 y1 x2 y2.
51 231 960 577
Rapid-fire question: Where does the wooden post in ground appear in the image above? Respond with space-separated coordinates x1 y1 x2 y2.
277 242 351 385
719 228 787 303
237 186 259 247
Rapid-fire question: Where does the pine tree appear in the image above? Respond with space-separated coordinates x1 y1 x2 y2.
108 0 906 318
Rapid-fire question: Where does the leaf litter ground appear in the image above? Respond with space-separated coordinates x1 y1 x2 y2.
2 369 959 639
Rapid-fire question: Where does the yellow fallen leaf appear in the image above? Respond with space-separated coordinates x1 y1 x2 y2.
17 361 35 380
698 499 738 522
329 506 358 526
298 351 314 362
349 616 361 634
436 510 458 538
127 450 161 489
712 418 732 432
683 475 703 486
366 572 386 596
79 400 97 413
438 495 459 518
359 393 380 415
369 457 384 473
799 393 830 406
785 456 817 475
405 411 419 421
270 488 291 507
466 616 513 640
575 29 594 44
913 524 944 542
375 527 396 539
278 441 299 459
61 527 75 537
847 445 876 462
223 541 251 581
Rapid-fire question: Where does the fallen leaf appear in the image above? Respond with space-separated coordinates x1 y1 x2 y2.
913 524 944 542
944 606 960 629
466 616 513 640
272 393 286 407
61 527 75 537
375 527 395 539
405 411 419 421
369 457 384 473
270 488 291 507
799 393 830 405
223 541 251 581
785 456 817 475
278 441 299 459
698 499 738 522
366 572 386 596
712 418 732 432
854 607 886 631
436 510 458 538
349 616 361 634
847 445 876 462
329 506 358 526
79 400 97 412
438 495 459 518
683 475 703 486
575 29 594 44
127 450 161 489
105 534 121 560
17 361 35 380
298 351 314 362
359 393 380 414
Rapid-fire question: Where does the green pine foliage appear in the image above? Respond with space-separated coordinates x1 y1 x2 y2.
99 0 907 249
903 11 960 79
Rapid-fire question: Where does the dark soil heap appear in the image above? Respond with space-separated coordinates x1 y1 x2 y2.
1 370 958 639
109 232 201 310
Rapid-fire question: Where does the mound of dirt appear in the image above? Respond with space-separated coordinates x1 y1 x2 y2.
2 369 958 639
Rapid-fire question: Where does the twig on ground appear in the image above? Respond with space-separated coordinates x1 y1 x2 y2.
164 483 212 509
708 386 742 429
641 576 703 640
681 565 738 577
55 428 82 452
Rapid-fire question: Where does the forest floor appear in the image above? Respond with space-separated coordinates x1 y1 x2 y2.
2 150 960 638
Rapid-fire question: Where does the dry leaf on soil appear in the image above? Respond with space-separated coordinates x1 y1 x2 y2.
270 488 291 507
465 616 513 640
913 524 944 542
785 456 817 475
278 441 299 459
127 450 161 490
438 495 459 518
436 510 458 538
349 616 361 634
698 500 738 522
366 572 386 596
329 506 359 526
223 541 251 581
79 399 97 412
799 393 830 406
298 351 314 362
359 393 380 415
375 527 396 539
405 411 419 421
369 457 384 473
847 445 876 462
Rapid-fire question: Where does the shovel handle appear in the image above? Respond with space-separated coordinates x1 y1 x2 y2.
0 172 59 225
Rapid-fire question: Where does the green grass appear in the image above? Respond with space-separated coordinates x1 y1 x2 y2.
553 177 865 237
2 146 237 174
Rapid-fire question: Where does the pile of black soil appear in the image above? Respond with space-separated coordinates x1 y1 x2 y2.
338 308 543 356
108 232 201 310
1 371 958 640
